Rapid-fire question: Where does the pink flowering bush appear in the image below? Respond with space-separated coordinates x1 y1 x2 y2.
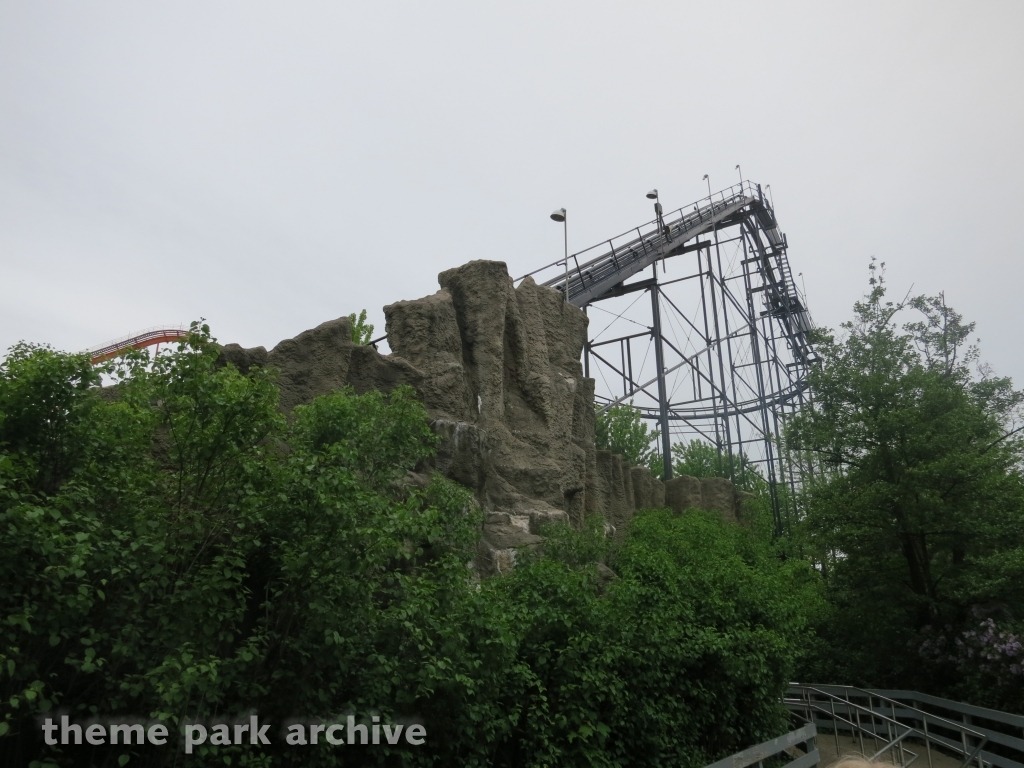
917 616 1024 712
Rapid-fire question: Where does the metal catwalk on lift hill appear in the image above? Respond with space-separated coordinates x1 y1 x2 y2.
518 180 817 534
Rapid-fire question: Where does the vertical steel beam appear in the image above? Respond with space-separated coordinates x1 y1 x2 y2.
742 227 783 534
620 339 628 398
583 305 591 378
699 246 725 457
626 336 634 395
714 239 744 476
710 214 737 477
705 242 733 474
650 275 673 480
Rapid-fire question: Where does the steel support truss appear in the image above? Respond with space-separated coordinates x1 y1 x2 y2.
519 181 816 534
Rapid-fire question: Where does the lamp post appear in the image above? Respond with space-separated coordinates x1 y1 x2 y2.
646 188 665 236
735 164 743 185
646 186 672 481
550 208 567 300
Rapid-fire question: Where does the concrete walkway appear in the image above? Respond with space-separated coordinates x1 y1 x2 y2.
813 733 968 768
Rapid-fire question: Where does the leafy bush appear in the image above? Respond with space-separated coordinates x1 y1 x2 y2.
594 403 660 474
487 508 824 766
671 440 767 493
533 513 610 568
0 328 481 766
1 328 819 766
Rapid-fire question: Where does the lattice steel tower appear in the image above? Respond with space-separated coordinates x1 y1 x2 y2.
519 181 816 533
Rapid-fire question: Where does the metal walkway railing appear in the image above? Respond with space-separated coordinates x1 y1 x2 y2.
787 685 1023 768
703 721 819 768
518 180 788 308
703 685 1023 768
787 685 991 768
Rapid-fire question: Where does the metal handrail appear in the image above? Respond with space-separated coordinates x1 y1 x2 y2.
788 684 993 768
537 196 758 307
702 721 818 768
516 180 767 287
790 686 924 767
707 684 1016 768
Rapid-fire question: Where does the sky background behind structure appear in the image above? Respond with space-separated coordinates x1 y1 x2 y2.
2 2 1023 383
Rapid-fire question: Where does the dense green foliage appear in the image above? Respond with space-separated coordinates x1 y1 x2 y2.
788 264 1024 712
594 407 770 494
0 331 474 766
594 402 661 475
669 440 719 480
1 329 819 767
492 508 823 767
671 441 765 493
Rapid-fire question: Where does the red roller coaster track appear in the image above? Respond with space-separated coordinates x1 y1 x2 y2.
85 326 190 365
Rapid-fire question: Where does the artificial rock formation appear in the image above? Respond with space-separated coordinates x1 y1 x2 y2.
664 476 752 525
219 260 749 574
389 261 592 573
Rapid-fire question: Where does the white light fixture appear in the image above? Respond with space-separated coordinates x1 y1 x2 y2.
648 189 664 234
550 208 566 222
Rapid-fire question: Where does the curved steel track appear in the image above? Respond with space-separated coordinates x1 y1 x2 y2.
85 326 189 365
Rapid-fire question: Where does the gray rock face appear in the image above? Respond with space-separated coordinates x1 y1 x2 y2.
386 289 472 422
630 467 664 511
220 317 421 412
665 475 703 515
219 259 749 573
699 477 741 523
663 474 751 523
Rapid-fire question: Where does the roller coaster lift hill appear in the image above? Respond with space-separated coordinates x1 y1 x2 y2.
519 180 816 534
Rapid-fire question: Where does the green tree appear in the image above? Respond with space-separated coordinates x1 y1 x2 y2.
671 439 720 478
670 439 766 492
0 327 827 764
492 506 824 766
0 326 483 766
788 262 1024 706
594 402 659 470
0 343 100 496
347 309 375 345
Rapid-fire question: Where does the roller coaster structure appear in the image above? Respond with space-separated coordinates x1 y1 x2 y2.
85 325 189 365
519 180 815 533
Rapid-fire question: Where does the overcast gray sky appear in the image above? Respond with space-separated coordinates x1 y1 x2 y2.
2 1 1022 383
